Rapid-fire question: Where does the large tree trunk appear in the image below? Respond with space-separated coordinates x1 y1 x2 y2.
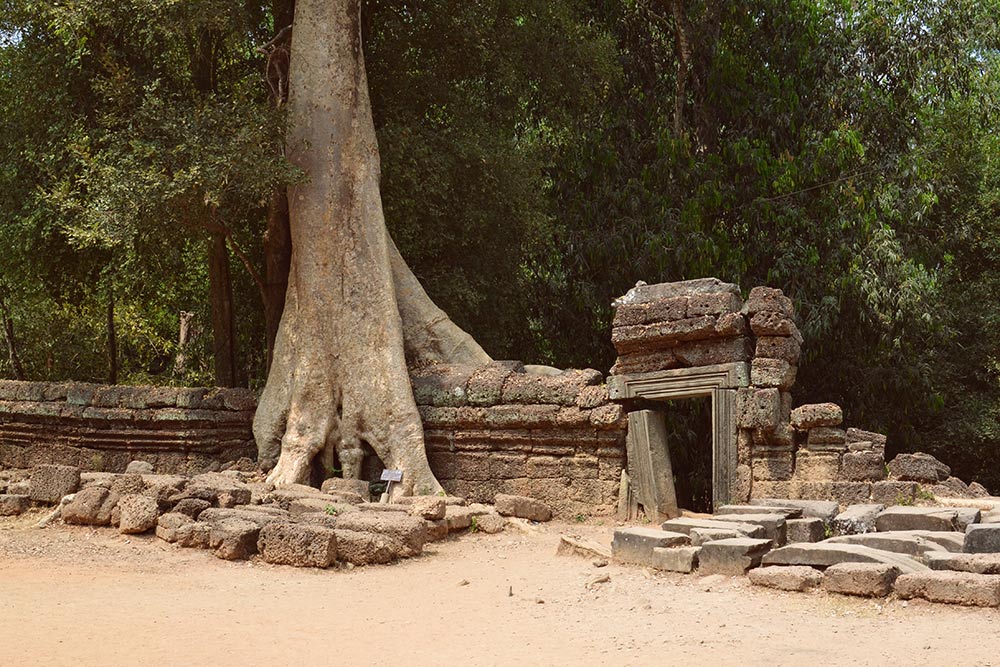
0 292 26 380
253 0 490 492
208 230 239 387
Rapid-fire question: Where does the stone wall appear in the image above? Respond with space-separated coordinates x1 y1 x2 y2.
0 364 628 518
0 380 256 475
412 361 627 517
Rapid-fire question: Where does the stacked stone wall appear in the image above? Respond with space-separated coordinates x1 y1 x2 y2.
412 361 627 517
0 380 256 475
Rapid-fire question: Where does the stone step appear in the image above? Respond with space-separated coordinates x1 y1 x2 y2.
875 506 980 533
660 517 765 539
710 513 787 544
964 524 1000 553
698 537 773 576
895 571 1000 607
715 504 802 519
825 531 964 558
761 542 928 573
752 498 839 523
927 552 1000 575
612 527 690 566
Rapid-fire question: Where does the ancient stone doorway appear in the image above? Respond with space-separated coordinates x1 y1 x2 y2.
610 363 744 519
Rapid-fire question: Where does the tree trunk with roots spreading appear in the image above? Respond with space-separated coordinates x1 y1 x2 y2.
253 0 491 493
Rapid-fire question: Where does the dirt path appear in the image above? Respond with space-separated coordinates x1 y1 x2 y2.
1 512 998 666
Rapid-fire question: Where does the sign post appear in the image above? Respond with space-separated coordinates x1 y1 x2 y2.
379 469 403 503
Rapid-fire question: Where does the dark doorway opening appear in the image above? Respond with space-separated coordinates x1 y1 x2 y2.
656 397 713 513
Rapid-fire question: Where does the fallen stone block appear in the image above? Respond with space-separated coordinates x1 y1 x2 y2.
927 552 1000 575
557 536 613 561
172 498 211 520
698 538 773 576
690 527 743 546
333 512 427 557
761 542 927 573
334 529 406 565
175 522 212 549
62 486 117 526
895 571 1000 607
29 464 81 504
964 524 1000 553
660 517 765 539
441 505 493 532
875 506 971 533
715 504 802 519
786 518 826 544
155 512 192 543
649 546 700 573
832 504 884 535
186 473 252 508
111 473 147 496
823 563 899 597
209 518 260 560
711 513 787 544
198 507 290 528
473 513 506 534
407 496 446 521
753 498 838 524
748 565 822 591
826 531 964 558
258 522 338 568
494 494 552 522
887 453 950 483
117 494 159 534
790 403 842 429
0 494 30 516
612 527 690 565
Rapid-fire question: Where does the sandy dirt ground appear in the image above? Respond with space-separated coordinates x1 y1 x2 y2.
2 509 999 667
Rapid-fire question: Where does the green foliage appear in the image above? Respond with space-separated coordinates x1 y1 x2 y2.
1 0 999 491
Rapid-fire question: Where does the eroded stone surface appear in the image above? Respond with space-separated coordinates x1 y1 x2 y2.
762 542 927 573
698 538 773 576
895 571 1000 607
749 565 822 591
823 563 899 597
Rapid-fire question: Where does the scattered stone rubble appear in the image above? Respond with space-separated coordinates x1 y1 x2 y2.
0 461 554 569
611 494 1000 607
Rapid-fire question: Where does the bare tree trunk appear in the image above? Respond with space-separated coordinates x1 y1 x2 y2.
668 0 690 138
208 230 239 387
263 189 291 372
106 290 118 385
0 292 26 380
253 0 491 491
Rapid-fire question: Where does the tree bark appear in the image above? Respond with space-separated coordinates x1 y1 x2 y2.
0 293 26 380
106 290 118 385
263 179 292 373
253 0 490 492
208 230 239 387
